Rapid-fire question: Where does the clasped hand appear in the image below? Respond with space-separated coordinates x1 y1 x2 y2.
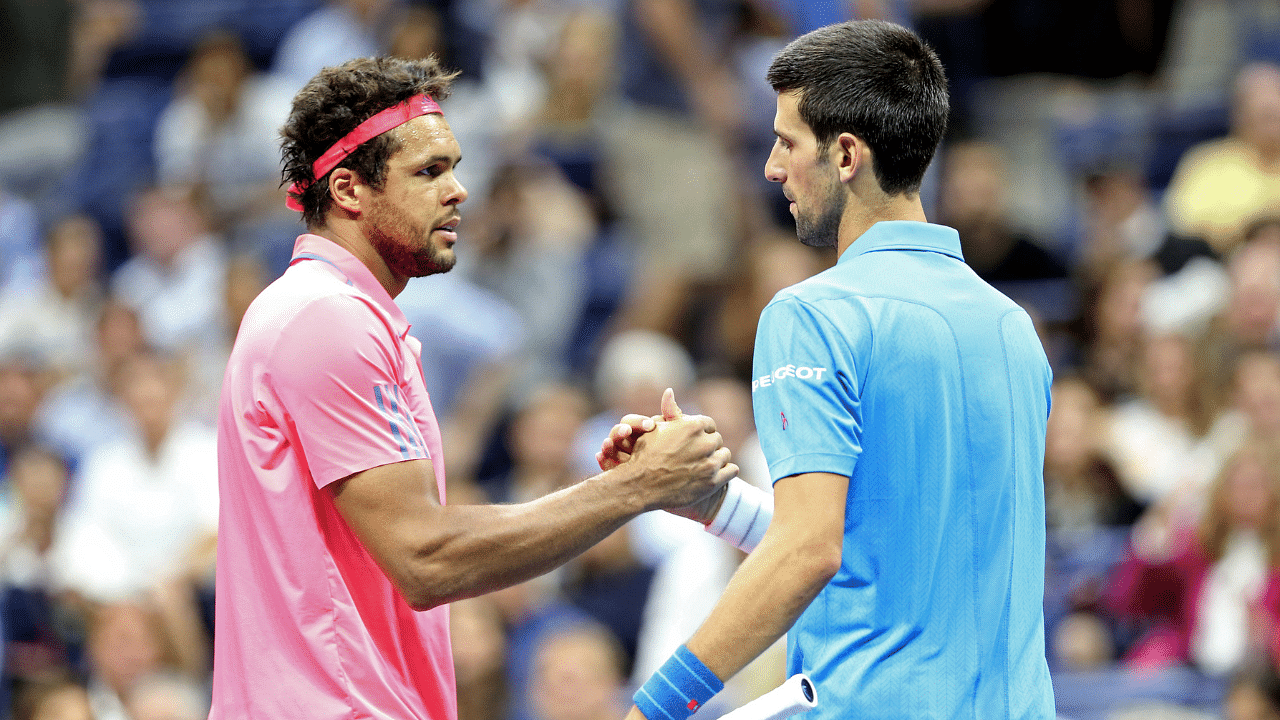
596 388 734 521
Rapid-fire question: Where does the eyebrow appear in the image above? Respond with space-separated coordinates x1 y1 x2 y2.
413 153 461 169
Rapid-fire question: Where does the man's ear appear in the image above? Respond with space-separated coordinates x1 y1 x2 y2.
835 133 860 184
328 168 363 215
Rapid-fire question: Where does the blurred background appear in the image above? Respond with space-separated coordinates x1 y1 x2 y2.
3 0 1280 718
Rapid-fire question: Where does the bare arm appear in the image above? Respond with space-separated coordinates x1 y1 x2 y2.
633 0 743 136
626 471 847 718
331 415 736 611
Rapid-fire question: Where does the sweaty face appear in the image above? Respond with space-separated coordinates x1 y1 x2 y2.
362 113 467 280
766 91 844 249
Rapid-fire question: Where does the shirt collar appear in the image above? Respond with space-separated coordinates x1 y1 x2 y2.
289 234 412 339
839 221 965 264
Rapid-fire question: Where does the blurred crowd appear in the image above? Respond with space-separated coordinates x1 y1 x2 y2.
6 0 1280 719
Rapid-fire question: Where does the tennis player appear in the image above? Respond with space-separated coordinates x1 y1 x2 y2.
609 20 1056 720
209 55 737 719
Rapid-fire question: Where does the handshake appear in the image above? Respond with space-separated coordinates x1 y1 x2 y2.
594 388 737 525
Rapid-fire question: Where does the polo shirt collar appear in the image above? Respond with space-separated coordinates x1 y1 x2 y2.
839 221 964 264
289 234 412 338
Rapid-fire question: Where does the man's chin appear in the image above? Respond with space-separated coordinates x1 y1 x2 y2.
797 226 837 249
403 249 456 278
426 250 457 276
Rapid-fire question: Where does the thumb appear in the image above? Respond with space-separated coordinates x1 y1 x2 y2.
661 387 683 421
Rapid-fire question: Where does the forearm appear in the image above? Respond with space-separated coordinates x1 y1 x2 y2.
629 472 843 719
392 468 648 609
635 0 719 86
685 532 835 680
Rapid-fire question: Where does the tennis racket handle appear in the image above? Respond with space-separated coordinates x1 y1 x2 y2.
717 674 818 720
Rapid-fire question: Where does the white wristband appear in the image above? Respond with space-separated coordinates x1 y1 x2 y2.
704 477 773 552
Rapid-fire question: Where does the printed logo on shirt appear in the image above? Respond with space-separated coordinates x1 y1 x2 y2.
373 384 430 460
781 411 788 430
751 364 828 393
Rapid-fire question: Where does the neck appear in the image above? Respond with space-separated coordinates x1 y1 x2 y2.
836 191 928 258
312 219 407 297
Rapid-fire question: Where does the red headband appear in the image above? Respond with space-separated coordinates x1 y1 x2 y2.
286 93 444 212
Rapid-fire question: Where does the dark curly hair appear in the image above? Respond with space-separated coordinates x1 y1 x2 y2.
281 55 459 228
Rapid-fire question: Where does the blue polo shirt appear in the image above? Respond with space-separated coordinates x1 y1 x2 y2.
751 221 1054 719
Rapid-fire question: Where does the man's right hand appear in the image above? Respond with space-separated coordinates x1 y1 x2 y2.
599 389 737 514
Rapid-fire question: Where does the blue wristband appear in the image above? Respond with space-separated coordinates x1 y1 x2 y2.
633 645 724 720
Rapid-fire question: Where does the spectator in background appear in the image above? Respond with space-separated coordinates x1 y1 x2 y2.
396 266 525 486
1223 223 1280 351
152 30 294 238
524 9 619 174
1104 332 1229 515
1042 377 1141 672
461 161 595 390
484 382 591 505
561 526 652 677
490 575 591 720
1046 376 1143 533
702 229 833 378
1231 351 1280 445
33 298 141 467
0 355 47 479
51 350 217 606
462 0 576 134
451 596 508 720
935 140 1072 321
1076 163 1217 288
183 252 270 427
1166 62 1280 255
83 601 193 720
1106 439 1280 676
110 186 225 358
529 623 628 720
0 446 76 693
1079 258 1158 402
272 0 396 92
1191 231 1280 444
605 0 746 335
0 215 104 381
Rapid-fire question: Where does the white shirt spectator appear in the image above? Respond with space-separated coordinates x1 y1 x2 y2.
153 75 294 219
52 422 218 602
111 235 225 354
272 2 385 92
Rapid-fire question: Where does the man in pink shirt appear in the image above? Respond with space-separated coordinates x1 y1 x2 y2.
211 55 736 719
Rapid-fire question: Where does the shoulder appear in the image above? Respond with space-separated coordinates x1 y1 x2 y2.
231 266 404 391
245 265 395 347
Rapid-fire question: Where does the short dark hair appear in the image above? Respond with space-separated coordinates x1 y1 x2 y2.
280 56 459 227
767 20 949 195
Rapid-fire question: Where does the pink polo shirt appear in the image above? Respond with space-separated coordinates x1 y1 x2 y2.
211 234 455 719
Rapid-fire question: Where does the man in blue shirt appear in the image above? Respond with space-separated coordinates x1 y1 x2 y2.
616 19 1055 720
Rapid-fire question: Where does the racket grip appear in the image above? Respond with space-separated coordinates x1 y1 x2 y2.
716 674 817 720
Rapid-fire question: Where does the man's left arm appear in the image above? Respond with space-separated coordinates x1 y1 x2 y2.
626 470 847 719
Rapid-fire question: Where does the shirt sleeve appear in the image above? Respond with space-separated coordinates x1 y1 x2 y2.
268 292 430 488
750 295 863 483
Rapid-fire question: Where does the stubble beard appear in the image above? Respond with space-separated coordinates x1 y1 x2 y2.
368 203 456 278
795 180 845 249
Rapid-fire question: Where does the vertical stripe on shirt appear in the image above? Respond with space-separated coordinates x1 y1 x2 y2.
374 384 411 459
